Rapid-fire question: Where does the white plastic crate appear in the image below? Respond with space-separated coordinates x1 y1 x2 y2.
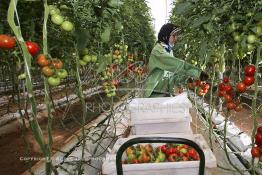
128 93 192 134
102 134 217 175
130 116 192 135
128 92 192 119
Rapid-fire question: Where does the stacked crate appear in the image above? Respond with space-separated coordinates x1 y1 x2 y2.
102 93 217 175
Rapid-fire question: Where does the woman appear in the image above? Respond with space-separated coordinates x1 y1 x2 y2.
143 23 208 97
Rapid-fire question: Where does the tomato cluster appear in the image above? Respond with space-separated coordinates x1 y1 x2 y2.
49 5 74 32
122 143 199 164
112 44 128 64
188 79 210 96
217 64 256 111
102 81 117 98
218 77 241 111
79 51 97 66
36 54 68 86
251 126 262 159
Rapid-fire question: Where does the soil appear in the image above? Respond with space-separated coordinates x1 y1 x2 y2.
0 90 126 175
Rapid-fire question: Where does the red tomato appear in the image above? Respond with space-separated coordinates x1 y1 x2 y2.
188 149 197 158
202 83 210 90
224 84 233 92
236 82 247 93
227 102 236 110
255 133 262 146
243 76 255 86
224 94 233 102
251 147 261 158
218 83 226 91
192 81 197 87
223 77 229 83
194 80 201 87
245 65 256 76
182 156 189 161
218 90 226 97
26 41 40 56
160 145 167 154
257 126 262 133
0 34 16 49
37 54 49 67
51 59 63 69
235 104 243 112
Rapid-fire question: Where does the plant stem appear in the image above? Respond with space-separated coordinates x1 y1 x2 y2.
251 44 260 175
43 1 53 174
7 0 47 155
74 43 88 175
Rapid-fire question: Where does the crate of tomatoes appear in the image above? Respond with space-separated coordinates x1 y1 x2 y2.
102 134 216 175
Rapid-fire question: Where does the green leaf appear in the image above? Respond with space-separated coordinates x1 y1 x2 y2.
199 40 207 61
100 26 111 43
96 55 107 74
174 2 193 15
74 29 89 50
254 12 262 21
191 15 211 28
108 0 123 8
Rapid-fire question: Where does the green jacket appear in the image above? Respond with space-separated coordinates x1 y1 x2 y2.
143 43 202 97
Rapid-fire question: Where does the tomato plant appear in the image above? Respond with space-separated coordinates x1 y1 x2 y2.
0 34 16 49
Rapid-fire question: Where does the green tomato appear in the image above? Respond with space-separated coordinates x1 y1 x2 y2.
49 7 60 15
106 93 112 98
51 14 64 25
180 148 188 154
91 55 97 62
247 44 254 52
61 21 74 32
57 69 68 79
79 60 87 66
111 91 116 97
247 34 257 44
117 55 121 59
48 76 61 86
83 55 92 63
233 33 241 42
18 73 26 80
105 88 109 94
82 48 89 55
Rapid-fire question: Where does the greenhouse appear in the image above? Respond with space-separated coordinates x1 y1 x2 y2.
0 0 261 175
